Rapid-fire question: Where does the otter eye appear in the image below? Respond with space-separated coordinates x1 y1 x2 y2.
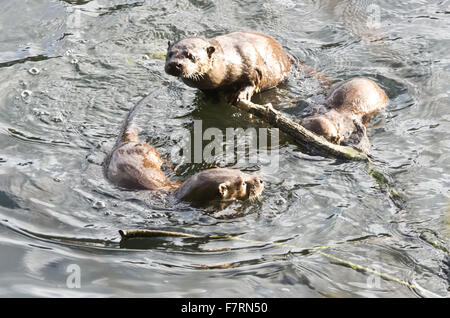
185 52 195 61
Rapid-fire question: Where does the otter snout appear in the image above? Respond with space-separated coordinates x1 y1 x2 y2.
254 177 264 187
249 176 264 199
165 61 183 76
301 116 339 143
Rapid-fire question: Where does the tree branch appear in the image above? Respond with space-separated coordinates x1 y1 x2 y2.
236 100 368 161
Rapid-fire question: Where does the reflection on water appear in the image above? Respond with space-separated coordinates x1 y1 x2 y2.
0 0 449 297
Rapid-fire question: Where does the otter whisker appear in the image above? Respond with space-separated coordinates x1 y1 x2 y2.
183 72 205 82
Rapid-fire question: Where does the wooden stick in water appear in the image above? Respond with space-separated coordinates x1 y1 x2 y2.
119 229 202 239
236 100 368 161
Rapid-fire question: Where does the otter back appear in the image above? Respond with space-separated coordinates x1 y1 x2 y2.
165 31 290 104
301 77 388 145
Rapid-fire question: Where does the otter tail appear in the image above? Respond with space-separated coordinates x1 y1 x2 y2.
115 90 159 145
288 55 334 87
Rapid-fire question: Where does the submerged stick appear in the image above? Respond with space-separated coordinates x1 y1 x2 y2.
119 229 201 239
236 100 368 161
235 100 407 202
234 101 407 206
118 229 420 290
119 229 238 241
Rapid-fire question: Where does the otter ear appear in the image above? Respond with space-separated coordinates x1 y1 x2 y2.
218 183 228 198
167 40 172 48
206 46 215 58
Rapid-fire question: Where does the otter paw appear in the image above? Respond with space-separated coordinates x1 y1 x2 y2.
229 86 256 105
237 90 251 102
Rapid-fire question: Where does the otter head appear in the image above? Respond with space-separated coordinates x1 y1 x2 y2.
218 173 264 201
165 37 216 81
175 168 264 203
301 115 340 144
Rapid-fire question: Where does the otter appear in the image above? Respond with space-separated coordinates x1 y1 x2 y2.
165 31 291 104
104 91 264 203
300 77 388 145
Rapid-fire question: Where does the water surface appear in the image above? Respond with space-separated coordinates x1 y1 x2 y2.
0 0 449 297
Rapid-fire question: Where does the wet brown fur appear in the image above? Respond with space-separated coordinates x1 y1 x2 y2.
165 31 291 104
301 77 388 144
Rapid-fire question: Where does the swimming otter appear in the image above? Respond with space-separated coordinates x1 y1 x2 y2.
175 167 263 202
104 92 264 203
300 77 388 145
165 31 291 104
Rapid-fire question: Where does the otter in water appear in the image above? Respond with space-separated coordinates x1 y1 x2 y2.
104 91 264 203
300 77 388 145
165 31 291 104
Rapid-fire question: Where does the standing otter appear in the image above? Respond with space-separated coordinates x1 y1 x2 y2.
300 77 388 145
165 31 291 104
104 91 264 203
